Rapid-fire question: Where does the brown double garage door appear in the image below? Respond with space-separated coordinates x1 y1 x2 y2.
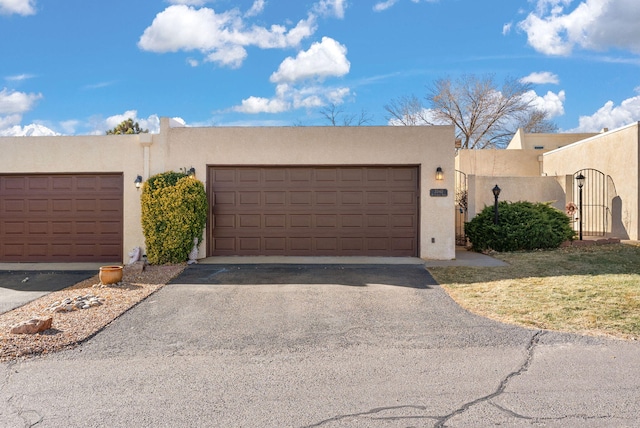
0 174 123 262
209 166 419 257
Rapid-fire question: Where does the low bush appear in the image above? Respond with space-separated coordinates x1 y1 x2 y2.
141 171 208 264
465 201 575 252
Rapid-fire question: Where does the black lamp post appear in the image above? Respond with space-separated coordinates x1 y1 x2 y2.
492 184 501 225
576 173 585 240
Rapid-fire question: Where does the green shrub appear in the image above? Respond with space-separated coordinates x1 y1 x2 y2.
141 171 208 264
465 201 575 252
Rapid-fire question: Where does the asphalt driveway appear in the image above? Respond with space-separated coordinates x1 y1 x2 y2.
1 264 639 427
0 270 95 314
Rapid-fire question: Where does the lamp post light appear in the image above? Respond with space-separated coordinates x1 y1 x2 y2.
576 173 585 240
492 184 501 225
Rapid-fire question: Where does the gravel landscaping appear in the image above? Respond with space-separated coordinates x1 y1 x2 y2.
0 264 185 362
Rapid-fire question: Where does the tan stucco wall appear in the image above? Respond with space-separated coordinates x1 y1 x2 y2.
456 149 543 177
0 134 148 259
1 120 456 261
543 122 640 239
468 175 566 220
158 119 456 260
506 128 598 151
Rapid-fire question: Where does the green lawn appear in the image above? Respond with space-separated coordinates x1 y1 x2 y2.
428 244 640 340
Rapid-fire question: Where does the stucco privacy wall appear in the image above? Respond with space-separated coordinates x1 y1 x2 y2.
543 122 640 240
456 149 543 177
506 128 598 151
0 134 146 258
156 119 456 260
468 175 566 220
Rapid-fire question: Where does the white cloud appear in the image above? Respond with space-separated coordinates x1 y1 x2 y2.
233 83 351 114
519 0 640 56
0 88 41 114
96 110 161 134
245 0 265 17
0 0 35 15
525 89 566 118
569 95 640 132
520 71 560 85
374 0 437 11
313 0 346 18
0 123 59 137
223 12 352 115
270 37 350 84
502 22 512 35
233 96 290 114
5 73 35 82
168 0 207 5
374 0 399 12
138 4 316 68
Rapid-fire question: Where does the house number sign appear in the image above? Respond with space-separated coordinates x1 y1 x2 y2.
429 189 448 197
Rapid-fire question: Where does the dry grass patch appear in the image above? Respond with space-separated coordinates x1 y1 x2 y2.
429 244 640 340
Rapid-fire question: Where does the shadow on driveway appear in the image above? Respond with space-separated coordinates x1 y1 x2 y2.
0 271 95 314
169 264 437 289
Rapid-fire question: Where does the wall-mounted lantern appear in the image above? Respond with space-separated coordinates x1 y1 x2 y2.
188 167 196 178
134 175 143 190
435 167 443 181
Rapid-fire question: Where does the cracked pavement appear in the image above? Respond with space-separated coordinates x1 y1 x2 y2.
1 264 639 427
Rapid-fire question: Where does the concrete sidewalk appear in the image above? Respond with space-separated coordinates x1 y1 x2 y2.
198 248 507 268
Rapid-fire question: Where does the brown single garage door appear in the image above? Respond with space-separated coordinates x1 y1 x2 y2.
0 174 123 262
208 166 419 257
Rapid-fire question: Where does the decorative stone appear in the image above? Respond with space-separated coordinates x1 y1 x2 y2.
130 260 146 274
10 317 53 334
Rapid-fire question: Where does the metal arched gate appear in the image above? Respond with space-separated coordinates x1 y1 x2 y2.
455 170 468 245
572 169 609 237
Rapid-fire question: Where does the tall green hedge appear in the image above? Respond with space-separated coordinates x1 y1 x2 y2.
465 201 575 252
141 171 208 264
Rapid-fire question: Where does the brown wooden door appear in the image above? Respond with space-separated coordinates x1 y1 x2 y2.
208 166 419 257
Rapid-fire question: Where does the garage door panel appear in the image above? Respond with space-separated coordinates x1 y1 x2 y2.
4 222 24 234
0 174 123 262
209 166 418 257
316 192 337 205
52 199 73 212
239 237 261 251
52 221 73 234
290 191 312 205
52 176 73 190
265 191 286 205
214 192 235 205
239 192 260 205
239 214 261 228
4 199 24 212
316 214 337 227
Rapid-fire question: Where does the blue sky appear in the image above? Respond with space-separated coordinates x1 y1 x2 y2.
1 0 639 135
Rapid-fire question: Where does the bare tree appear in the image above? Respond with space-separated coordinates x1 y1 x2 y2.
385 74 558 149
319 103 373 126
384 95 431 126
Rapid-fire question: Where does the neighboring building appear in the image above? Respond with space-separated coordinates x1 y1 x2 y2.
456 122 640 241
0 119 456 263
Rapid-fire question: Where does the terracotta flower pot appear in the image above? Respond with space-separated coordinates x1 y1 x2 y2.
99 265 123 285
